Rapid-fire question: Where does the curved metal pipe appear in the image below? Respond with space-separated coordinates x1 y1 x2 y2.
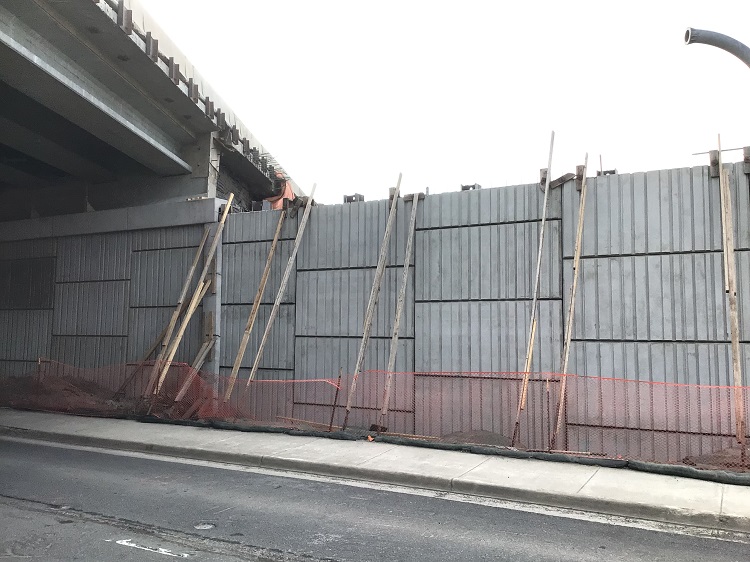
685 28 750 70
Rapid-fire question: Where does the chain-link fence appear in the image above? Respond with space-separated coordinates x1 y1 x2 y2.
2 361 748 472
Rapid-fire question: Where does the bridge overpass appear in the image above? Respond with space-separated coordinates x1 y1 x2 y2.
0 0 297 221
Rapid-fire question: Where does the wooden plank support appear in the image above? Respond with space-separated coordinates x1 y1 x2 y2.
342 174 402 430
717 136 746 454
174 336 217 403
154 279 211 395
512 131 555 447
246 186 318 386
223 210 287 402
144 226 211 396
550 154 589 450
377 192 422 429
113 298 191 400
153 194 234 394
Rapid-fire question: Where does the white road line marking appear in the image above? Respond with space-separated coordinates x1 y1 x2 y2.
105 538 189 558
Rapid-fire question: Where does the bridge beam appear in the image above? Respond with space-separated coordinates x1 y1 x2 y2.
0 3 192 176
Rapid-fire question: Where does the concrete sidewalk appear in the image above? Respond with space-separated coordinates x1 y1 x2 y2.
1 408 749 533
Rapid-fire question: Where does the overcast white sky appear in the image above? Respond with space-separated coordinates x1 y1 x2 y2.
142 0 750 204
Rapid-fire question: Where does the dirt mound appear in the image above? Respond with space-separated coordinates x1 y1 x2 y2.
683 447 750 472
441 429 518 448
0 375 137 415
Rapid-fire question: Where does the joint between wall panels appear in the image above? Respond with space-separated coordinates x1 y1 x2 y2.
570 338 742 344
564 249 726 260
131 245 201 253
414 297 563 304
296 264 413 273
415 217 562 233
294 335 416 340
223 238 297 246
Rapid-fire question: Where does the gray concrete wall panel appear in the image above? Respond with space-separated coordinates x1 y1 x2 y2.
56 232 131 282
294 336 414 411
415 222 561 301
53 281 129 336
0 257 55 310
130 247 201 307
0 361 38 377
224 210 298 244
218 367 295 423
222 241 296 305
730 163 750 251
297 199 413 270
415 301 562 374
566 340 741 385
563 254 729 342
418 184 561 229
562 167 724 258
0 310 52 361
50 335 128 370
221 304 295 371
413 374 556 446
127 306 202 365
295 268 414 338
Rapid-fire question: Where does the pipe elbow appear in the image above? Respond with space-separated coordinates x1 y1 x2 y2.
684 27 750 70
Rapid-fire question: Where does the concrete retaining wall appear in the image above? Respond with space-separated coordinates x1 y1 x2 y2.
0 162 748 444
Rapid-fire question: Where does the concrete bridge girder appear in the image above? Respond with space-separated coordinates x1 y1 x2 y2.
0 1 193 177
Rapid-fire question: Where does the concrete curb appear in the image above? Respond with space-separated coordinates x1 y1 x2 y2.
3 425 748 534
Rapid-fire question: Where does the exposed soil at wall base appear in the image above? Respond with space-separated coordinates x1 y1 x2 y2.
0 375 136 416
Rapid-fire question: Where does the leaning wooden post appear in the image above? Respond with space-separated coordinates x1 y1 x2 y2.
153 194 234 394
246 185 318 385
144 226 210 396
512 131 555 446
377 192 420 430
550 154 589 450
342 174 402 430
223 210 286 402
113 296 191 399
173 335 217 403
717 135 746 453
154 279 211 394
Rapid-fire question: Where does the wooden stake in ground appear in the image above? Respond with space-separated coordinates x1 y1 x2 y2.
512 131 555 446
377 192 420 430
246 185 318 385
144 226 210 396
152 193 234 394
329 368 343 432
717 135 746 452
550 154 589 450
342 175 402 431
223 210 286 402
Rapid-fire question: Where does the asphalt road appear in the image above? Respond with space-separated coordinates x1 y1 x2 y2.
0 438 747 562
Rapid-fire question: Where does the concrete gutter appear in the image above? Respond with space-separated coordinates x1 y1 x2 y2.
1 409 749 533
